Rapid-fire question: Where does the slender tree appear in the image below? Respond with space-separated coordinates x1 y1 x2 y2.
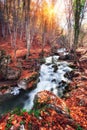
73 0 86 49
64 0 86 60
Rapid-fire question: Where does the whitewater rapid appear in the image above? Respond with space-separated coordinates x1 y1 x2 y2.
24 53 72 110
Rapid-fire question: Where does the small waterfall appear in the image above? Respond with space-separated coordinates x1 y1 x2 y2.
24 54 72 110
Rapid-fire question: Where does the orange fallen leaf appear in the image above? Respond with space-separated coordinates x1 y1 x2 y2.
0 123 6 130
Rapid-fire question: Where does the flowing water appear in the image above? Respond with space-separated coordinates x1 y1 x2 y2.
0 48 72 114
24 55 72 110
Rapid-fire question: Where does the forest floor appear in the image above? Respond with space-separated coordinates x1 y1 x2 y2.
0 36 87 130
0 36 53 90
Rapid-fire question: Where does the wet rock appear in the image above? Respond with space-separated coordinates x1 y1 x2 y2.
59 55 66 60
59 53 74 61
52 64 58 72
58 80 68 88
18 72 39 90
51 79 56 82
68 63 76 69
65 53 74 60
64 71 74 80
56 81 69 97
17 79 27 90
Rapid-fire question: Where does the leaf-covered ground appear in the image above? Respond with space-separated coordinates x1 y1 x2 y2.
0 35 87 130
0 91 78 130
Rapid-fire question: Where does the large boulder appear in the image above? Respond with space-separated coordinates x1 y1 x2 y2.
33 91 77 129
34 90 70 114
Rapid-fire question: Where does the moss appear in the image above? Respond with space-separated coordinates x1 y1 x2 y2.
11 108 22 115
20 121 25 125
39 58 45 64
28 109 41 118
6 123 12 130
77 125 83 130
28 122 32 129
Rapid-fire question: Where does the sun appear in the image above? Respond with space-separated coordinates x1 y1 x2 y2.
47 5 56 18
49 6 54 15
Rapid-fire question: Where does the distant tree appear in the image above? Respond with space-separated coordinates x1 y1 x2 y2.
0 0 7 38
73 0 86 52
64 0 74 50
37 0 60 57
64 0 87 60
24 0 31 60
